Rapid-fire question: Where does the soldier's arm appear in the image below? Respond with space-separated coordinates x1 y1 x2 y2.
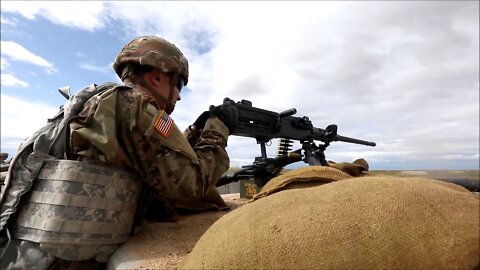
118 92 229 201
182 125 202 147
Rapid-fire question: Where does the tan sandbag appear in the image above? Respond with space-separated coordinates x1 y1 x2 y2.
178 176 480 270
253 166 351 201
327 158 369 176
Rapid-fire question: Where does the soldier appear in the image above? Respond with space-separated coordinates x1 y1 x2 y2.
0 153 8 164
0 36 237 269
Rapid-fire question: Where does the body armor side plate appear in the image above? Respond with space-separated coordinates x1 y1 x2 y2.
12 159 140 246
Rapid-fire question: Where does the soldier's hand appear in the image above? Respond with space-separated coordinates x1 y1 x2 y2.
209 100 238 133
193 111 210 129
183 125 202 147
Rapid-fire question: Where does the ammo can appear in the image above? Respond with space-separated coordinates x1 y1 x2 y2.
239 180 261 199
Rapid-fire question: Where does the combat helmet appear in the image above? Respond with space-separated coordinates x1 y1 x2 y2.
113 36 189 86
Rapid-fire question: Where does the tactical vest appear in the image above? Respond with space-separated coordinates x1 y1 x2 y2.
0 83 141 261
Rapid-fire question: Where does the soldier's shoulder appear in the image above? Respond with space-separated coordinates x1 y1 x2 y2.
113 84 151 104
112 85 158 123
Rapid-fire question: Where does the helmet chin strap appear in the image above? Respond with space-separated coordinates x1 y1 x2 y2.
137 76 176 114
166 73 178 113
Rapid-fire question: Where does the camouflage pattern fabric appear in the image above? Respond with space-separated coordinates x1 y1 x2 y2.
69 84 229 204
0 83 116 231
113 36 189 85
0 83 133 268
1 82 230 268
0 237 103 270
0 237 55 270
11 159 141 261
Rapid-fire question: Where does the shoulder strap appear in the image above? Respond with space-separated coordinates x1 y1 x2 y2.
53 83 119 159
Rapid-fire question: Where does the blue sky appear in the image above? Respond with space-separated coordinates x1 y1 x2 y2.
2 12 124 104
1 1 479 170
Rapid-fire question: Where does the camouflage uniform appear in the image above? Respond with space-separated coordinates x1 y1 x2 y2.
0 36 230 269
69 83 229 205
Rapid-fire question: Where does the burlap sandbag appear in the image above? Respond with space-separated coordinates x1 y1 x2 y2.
253 166 352 201
178 176 480 269
327 158 370 176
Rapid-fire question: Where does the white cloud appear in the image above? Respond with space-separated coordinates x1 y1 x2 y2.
1 1 105 31
0 94 58 154
1 16 16 26
1 41 57 73
1 73 28 88
79 61 111 73
0 1 478 170
0 57 9 70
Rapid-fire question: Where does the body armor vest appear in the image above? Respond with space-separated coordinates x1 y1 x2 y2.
12 159 140 261
0 83 141 261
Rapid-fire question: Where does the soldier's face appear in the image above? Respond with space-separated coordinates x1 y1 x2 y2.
156 72 181 113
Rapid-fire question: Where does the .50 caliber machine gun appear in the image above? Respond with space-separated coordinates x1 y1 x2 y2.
216 98 376 187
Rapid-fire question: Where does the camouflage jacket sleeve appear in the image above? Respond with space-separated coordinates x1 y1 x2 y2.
69 85 229 201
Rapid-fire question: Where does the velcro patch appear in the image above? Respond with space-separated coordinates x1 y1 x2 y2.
153 111 174 138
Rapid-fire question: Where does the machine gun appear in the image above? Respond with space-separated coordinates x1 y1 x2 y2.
216 98 376 188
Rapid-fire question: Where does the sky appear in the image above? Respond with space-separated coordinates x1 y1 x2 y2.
1 1 479 170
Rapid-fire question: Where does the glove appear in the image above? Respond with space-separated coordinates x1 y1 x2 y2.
209 100 238 133
193 111 210 129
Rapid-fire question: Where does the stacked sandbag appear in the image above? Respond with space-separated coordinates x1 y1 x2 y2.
178 176 480 269
253 165 352 201
327 158 370 177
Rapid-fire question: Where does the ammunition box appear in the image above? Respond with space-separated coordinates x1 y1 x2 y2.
239 180 261 199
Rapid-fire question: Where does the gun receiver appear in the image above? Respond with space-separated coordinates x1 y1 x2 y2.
225 97 375 146
217 98 376 187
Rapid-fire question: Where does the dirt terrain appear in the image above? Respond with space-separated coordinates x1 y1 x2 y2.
107 194 249 269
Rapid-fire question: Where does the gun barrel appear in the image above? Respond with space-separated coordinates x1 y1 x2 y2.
216 173 240 187
335 134 376 147
279 108 297 118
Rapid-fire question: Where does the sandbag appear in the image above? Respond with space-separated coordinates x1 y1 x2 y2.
178 176 480 270
253 166 351 201
327 158 369 176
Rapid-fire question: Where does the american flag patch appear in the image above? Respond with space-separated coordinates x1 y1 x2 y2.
153 111 174 138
